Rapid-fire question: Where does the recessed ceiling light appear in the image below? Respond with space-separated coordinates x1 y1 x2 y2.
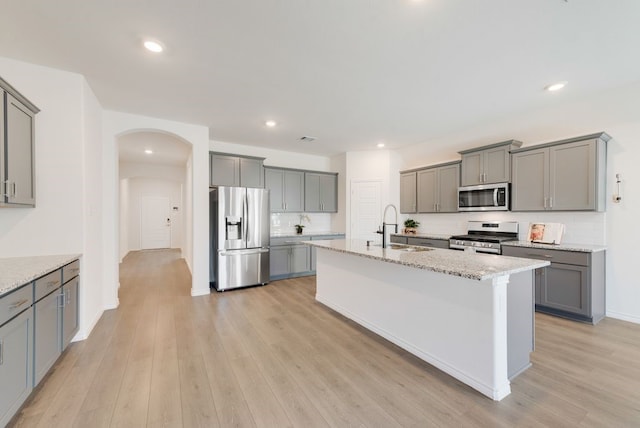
143 40 164 53
144 149 153 154
545 81 567 92
265 120 277 128
377 143 385 148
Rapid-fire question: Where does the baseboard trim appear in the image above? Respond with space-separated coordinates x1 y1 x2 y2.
607 310 640 324
316 293 511 401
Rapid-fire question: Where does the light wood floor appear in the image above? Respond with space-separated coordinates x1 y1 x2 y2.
9 249 640 427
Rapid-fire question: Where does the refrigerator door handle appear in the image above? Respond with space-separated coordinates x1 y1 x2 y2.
244 193 249 243
220 248 269 256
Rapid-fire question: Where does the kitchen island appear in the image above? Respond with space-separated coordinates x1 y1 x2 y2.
305 239 549 401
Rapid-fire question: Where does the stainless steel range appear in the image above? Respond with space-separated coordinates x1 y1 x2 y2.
449 221 519 254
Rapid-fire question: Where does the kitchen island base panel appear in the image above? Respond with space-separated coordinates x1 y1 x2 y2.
315 248 533 401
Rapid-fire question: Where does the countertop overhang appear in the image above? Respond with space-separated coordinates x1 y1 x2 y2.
0 254 81 297
305 239 549 281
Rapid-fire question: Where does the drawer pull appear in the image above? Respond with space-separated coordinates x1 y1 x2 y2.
9 298 30 310
47 280 59 287
0 339 3 365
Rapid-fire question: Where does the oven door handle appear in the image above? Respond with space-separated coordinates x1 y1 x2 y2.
493 188 499 207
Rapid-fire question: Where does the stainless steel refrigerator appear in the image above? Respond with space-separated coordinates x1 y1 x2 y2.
210 186 270 291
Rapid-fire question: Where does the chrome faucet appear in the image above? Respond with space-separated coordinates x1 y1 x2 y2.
376 204 398 248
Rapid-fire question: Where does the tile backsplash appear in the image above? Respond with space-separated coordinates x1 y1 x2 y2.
404 211 606 245
270 212 332 234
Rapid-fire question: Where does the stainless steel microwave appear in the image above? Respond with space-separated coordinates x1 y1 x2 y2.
458 183 510 211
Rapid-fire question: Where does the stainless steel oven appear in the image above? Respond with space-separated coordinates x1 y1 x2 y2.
458 182 509 212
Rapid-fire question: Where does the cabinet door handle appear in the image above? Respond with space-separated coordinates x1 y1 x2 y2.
9 298 29 310
0 339 3 365
66 289 71 305
543 197 547 209
12 182 17 197
549 197 553 208
1 181 8 197
58 292 65 308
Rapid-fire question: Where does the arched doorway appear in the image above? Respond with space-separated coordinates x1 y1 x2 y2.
103 112 211 311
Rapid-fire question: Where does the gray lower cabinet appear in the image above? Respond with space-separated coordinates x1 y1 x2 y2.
0 258 80 425
1 78 39 208
304 172 338 212
502 246 605 324
399 172 417 213
271 234 344 279
270 237 311 279
406 237 449 249
33 289 61 385
265 167 304 212
210 152 265 188
416 161 460 213
0 288 33 428
389 235 449 249
511 133 609 212
390 235 407 244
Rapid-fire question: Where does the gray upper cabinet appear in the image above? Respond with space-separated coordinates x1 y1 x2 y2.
239 157 264 188
304 172 337 212
399 172 417 213
210 152 264 188
265 167 304 212
512 133 609 212
1 78 39 208
416 161 460 213
459 140 522 186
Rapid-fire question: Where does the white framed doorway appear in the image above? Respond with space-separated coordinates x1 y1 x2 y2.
140 196 171 249
350 179 382 242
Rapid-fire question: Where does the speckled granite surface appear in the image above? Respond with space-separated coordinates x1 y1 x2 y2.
306 239 548 281
502 241 606 253
391 233 452 240
0 254 81 297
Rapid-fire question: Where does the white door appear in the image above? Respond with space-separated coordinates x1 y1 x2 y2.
140 196 171 249
350 180 382 243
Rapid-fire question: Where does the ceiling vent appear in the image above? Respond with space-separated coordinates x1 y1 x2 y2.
299 136 317 143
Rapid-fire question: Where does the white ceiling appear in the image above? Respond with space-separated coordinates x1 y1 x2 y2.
118 132 191 166
2 0 640 157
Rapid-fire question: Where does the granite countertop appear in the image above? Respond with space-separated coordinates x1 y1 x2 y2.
502 241 606 253
271 231 345 238
391 232 452 240
0 254 81 297
306 239 549 281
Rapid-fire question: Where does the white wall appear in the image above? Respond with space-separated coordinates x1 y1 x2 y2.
0 57 105 340
210 140 332 171
80 78 105 338
397 82 640 323
119 178 130 261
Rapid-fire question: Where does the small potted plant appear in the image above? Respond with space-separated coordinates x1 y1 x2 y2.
403 218 420 234
295 214 310 234
294 224 305 234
